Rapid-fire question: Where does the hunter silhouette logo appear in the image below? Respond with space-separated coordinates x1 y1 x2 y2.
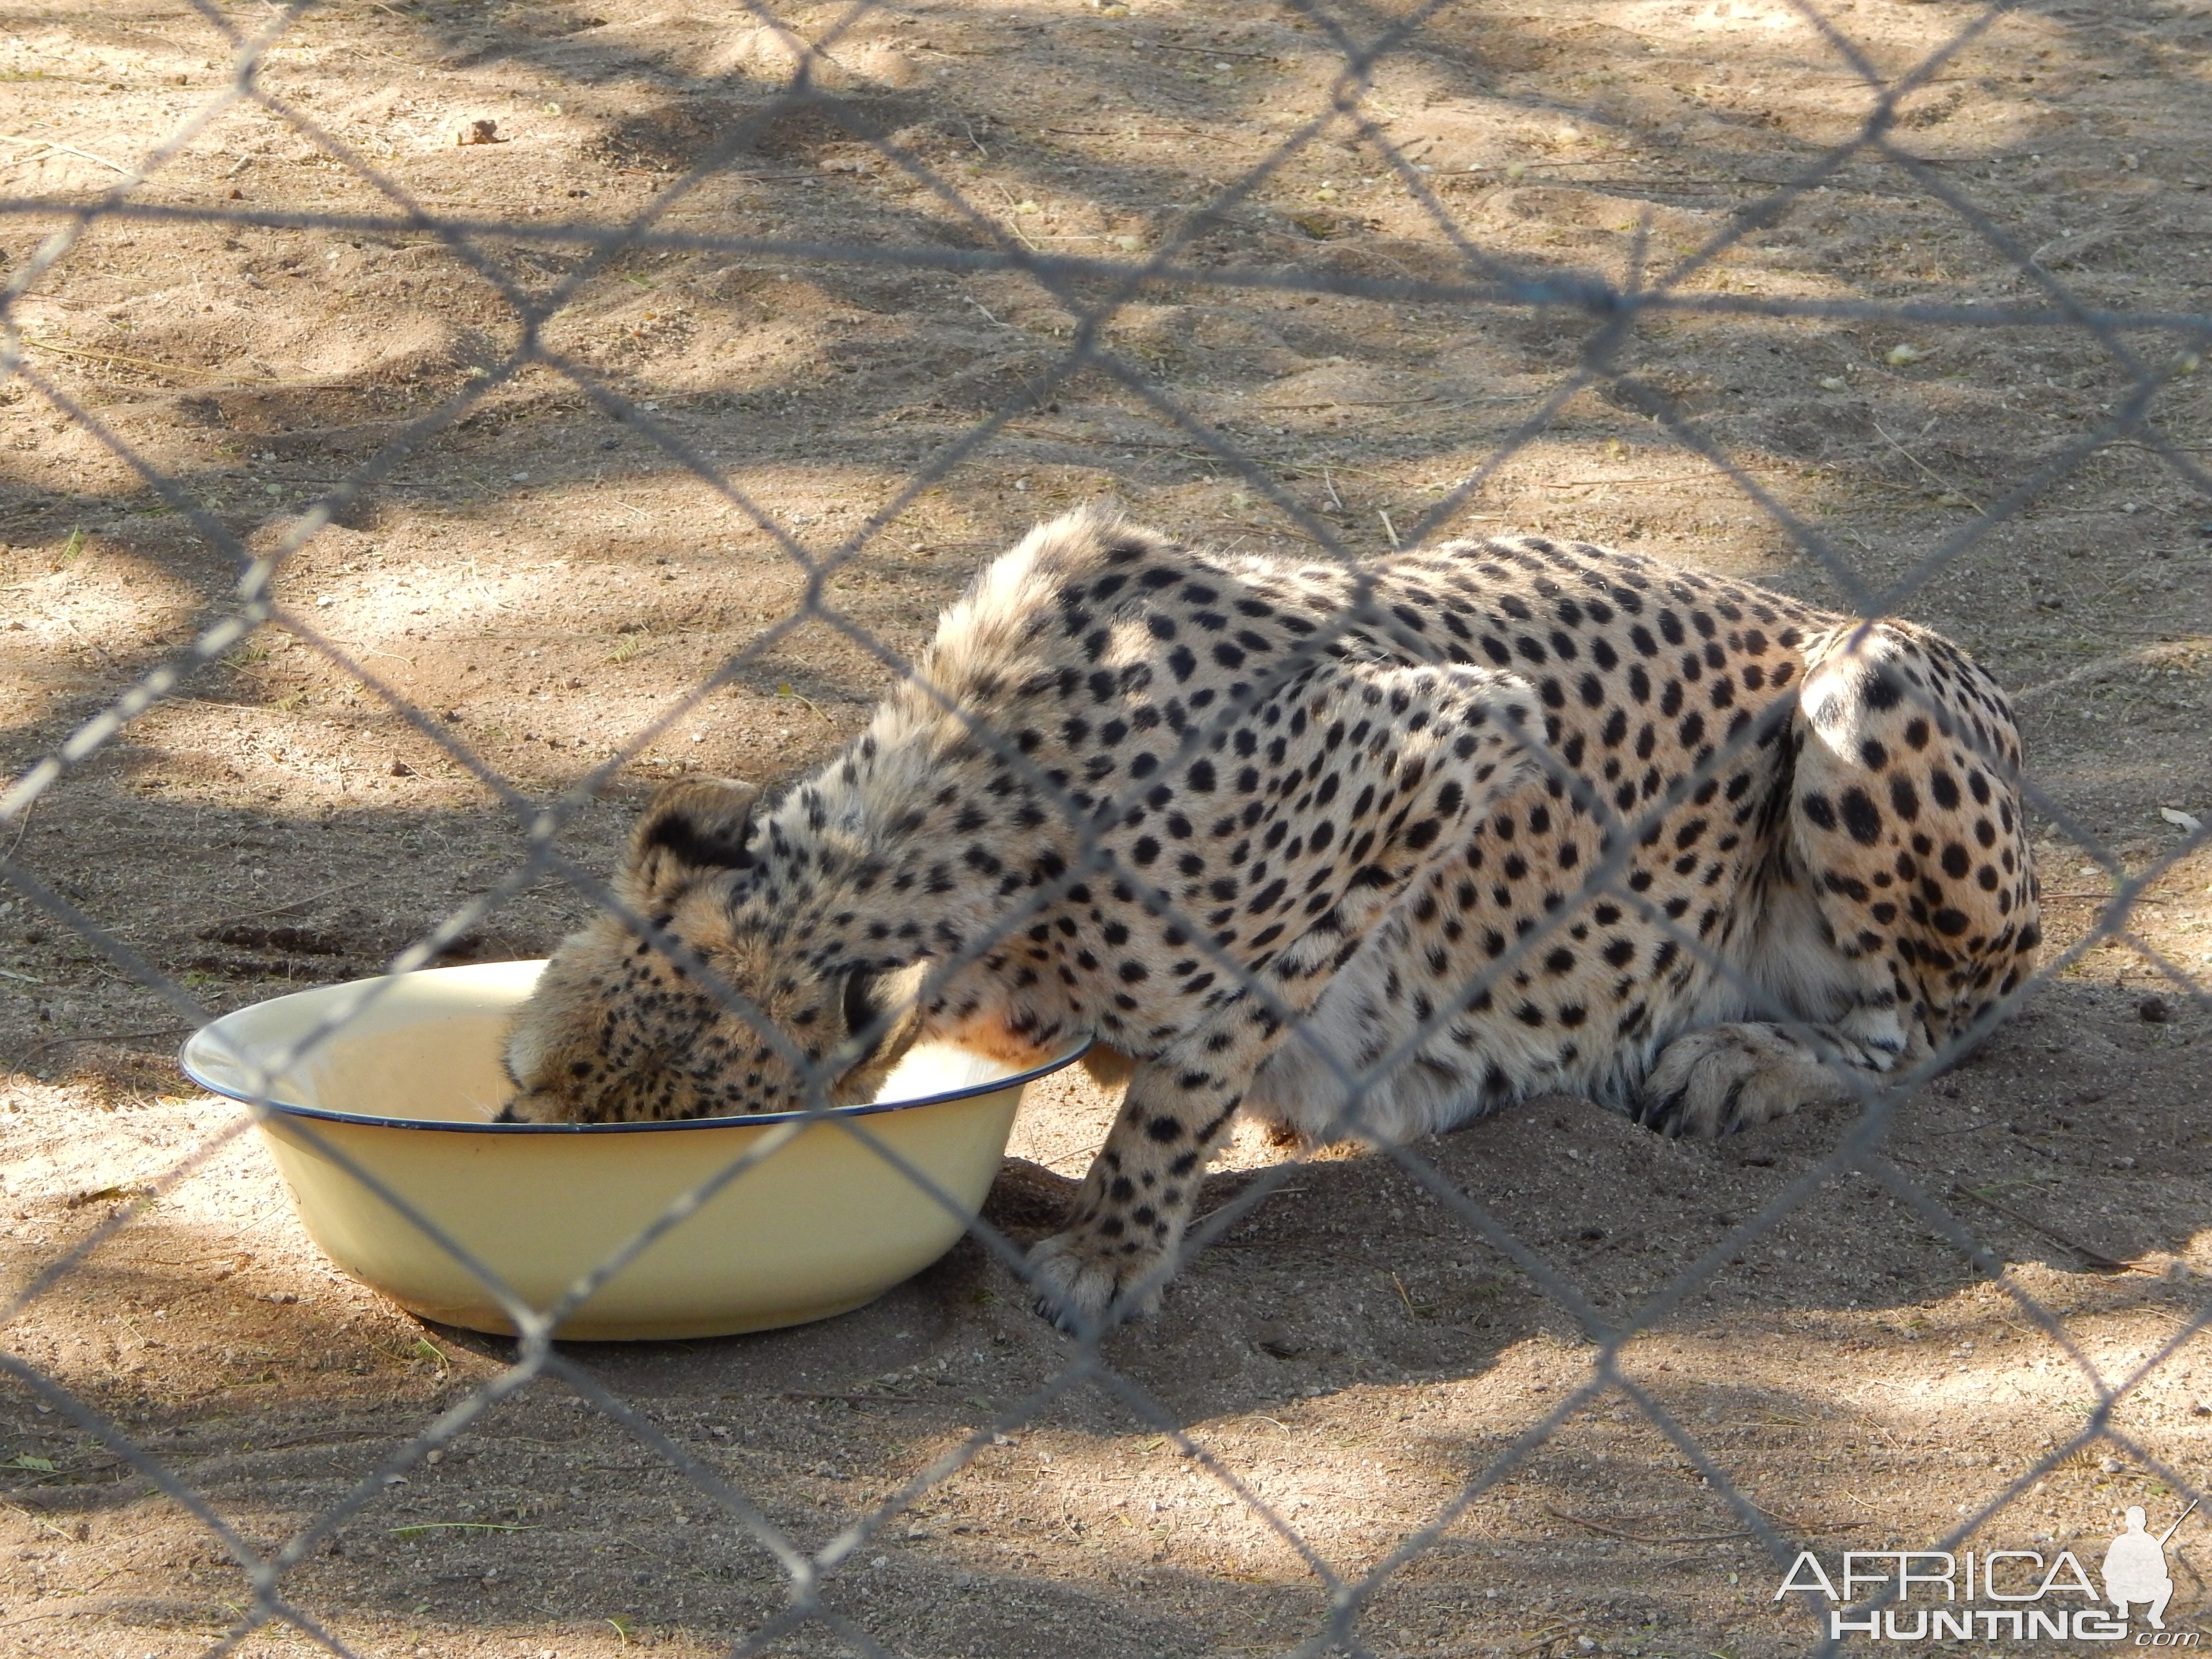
2106 1502 2197 1632
1776 1497 2202 1643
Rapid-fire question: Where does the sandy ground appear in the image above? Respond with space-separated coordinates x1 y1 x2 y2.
4 0 2212 1654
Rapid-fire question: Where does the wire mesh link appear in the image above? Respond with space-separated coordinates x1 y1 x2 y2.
2 0 2209 1654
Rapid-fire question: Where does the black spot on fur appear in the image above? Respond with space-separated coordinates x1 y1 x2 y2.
1838 789 1882 846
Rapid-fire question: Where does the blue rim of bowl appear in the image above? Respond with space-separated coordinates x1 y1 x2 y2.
180 1026 1093 1135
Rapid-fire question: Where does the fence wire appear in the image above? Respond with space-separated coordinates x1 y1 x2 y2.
2 0 2211 1654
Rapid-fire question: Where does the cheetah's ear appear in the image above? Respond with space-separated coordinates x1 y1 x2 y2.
620 778 762 906
831 962 928 1104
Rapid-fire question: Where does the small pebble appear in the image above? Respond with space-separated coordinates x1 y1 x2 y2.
2140 995 2173 1023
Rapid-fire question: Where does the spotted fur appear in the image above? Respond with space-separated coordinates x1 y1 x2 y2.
503 507 2039 1327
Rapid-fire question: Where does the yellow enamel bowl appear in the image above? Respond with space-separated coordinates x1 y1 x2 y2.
180 961 1083 1341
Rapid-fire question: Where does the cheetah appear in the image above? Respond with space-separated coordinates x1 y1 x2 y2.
502 507 2040 1329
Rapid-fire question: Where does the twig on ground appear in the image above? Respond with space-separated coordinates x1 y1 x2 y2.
3 793 33 861
5 1028 194 1073
1545 1503 1845 1543
1543 1505 1753 1544
776 683 834 724
0 135 131 174
1551 469 1796 486
1148 41 1277 59
1948 1182 2133 1272
18 336 233 382
2012 642 2203 704
52 610 115 666
1870 419 1984 513
191 876 383 936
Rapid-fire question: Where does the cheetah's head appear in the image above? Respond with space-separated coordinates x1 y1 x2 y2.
498 778 926 1124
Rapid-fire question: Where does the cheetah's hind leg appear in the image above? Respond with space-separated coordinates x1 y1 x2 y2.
1636 620 2038 1139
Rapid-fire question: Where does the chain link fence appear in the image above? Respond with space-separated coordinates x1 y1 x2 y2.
3 0 2211 1653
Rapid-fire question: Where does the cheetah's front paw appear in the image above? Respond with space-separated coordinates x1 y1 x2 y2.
1023 1229 1167 1333
1635 1023 1854 1138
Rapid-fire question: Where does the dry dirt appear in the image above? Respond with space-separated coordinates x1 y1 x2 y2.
4 0 2212 1655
